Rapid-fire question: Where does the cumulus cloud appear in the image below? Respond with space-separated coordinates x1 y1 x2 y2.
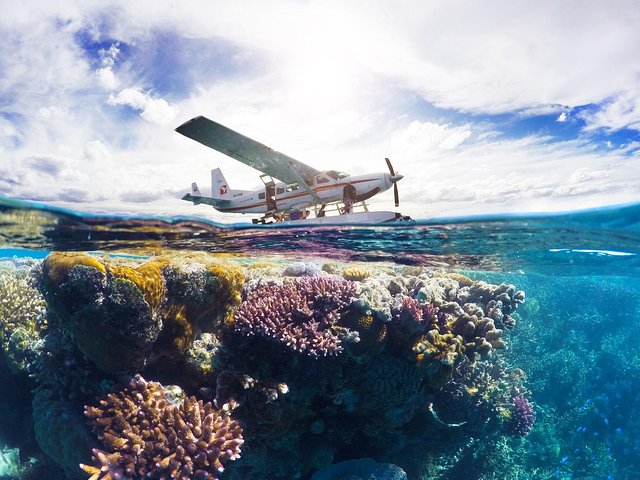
108 88 179 124
580 92 640 132
96 43 120 90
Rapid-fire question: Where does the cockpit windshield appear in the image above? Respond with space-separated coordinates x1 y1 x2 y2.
324 170 349 180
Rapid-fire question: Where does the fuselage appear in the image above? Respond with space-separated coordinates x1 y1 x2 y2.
215 170 398 214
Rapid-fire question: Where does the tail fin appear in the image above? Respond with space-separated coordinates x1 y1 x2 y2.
191 182 201 196
211 167 231 199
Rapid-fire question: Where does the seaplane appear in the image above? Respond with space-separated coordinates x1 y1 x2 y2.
176 116 410 225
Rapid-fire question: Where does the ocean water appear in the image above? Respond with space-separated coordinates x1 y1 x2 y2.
1 196 640 480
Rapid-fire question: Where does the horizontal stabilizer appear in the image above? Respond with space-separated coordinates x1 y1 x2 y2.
181 193 231 208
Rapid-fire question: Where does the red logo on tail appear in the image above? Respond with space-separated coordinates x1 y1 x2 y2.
219 185 228 195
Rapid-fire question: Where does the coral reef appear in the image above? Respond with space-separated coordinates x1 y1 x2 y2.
1 252 537 480
231 276 358 357
82 374 243 480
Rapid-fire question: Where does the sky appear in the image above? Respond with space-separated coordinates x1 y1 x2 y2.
0 0 639 222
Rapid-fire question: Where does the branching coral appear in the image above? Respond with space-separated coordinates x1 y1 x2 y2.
0 261 47 373
231 276 357 357
504 395 536 436
82 374 243 480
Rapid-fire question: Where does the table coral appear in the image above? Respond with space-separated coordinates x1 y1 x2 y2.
82 374 243 480
231 276 357 357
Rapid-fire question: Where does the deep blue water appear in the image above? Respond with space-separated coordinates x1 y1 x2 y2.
1 196 640 480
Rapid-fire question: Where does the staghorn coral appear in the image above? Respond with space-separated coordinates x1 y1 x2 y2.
82 374 243 480
231 276 357 357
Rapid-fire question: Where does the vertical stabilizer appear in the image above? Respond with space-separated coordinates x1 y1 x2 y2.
211 167 231 199
191 182 201 196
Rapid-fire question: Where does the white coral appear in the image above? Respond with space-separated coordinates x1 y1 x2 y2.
0 260 46 332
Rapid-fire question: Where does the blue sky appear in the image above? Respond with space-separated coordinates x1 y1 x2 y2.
0 0 639 221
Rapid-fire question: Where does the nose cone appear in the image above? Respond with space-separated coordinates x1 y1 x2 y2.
390 174 403 183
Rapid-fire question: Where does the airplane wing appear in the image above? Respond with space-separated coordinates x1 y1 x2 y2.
176 116 322 185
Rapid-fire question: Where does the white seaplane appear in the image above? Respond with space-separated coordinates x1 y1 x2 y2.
177 116 410 225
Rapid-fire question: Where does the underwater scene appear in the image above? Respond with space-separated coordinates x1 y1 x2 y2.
1 197 640 480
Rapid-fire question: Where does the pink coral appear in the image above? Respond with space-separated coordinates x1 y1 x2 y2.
232 276 357 357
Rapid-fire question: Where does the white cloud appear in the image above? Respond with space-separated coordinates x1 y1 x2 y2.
108 88 179 125
1 0 639 220
580 92 640 132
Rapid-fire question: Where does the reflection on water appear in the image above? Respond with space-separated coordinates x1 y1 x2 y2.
1 196 639 275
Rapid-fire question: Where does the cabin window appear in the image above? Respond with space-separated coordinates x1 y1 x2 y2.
276 187 285 195
315 175 330 184
258 192 266 199
286 183 300 192
325 170 349 180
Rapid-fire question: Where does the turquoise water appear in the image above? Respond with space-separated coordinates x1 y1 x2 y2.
1 196 640 480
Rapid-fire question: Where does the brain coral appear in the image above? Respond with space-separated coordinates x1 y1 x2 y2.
38 253 246 372
231 276 357 357
82 374 243 480
32 387 98 475
39 253 165 373
311 458 408 480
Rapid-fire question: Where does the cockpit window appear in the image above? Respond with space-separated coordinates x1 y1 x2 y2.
285 183 300 192
324 170 349 180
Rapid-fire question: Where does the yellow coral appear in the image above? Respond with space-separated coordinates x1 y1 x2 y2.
42 252 106 287
109 260 168 312
208 263 245 309
341 265 373 282
157 303 194 356
446 272 475 287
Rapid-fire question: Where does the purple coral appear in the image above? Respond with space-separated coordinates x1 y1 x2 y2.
82 375 243 480
391 295 438 336
232 276 357 357
506 395 536 436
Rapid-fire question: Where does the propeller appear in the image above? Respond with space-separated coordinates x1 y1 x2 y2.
385 157 403 207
